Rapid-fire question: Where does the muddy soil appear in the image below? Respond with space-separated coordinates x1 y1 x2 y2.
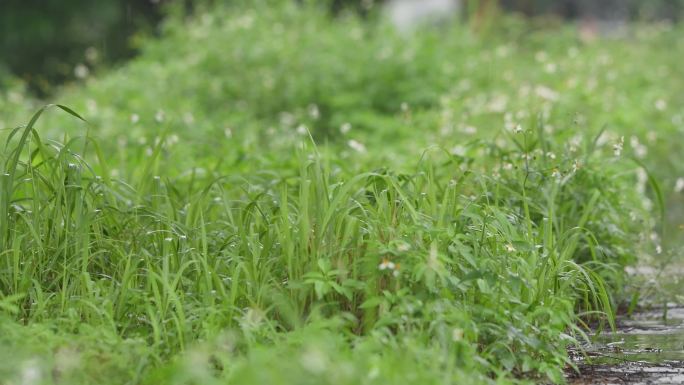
566 307 684 385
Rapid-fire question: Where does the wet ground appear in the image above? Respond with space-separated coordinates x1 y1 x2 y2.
566 307 684 384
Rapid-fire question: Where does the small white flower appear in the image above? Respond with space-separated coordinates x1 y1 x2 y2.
544 63 557 74
340 122 352 134
630 136 647 158
85 46 99 63
74 63 89 79
451 328 464 342
296 124 308 135
347 139 366 153
514 124 524 134
20 360 42 385
675 178 684 193
655 99 667 111
551 168 561 179
308 104 320 119
378 259 395 271
155 110 165 123
397 242 410 252
505 244 516 252
462 125 478 135
656 245 663 254
168 134 180 146
535 51 548 62
130 113 140 124
183 112 195 125
400 102 409 112
535 85 558 101
572 160 581 173
613 136 624 156
451 145 466 156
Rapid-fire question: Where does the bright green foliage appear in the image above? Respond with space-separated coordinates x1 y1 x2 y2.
2 2 678 238
0 102 649 384
0 1 670 384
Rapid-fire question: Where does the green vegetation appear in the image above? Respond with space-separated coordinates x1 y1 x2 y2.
0 2 679 384
0 0 165 95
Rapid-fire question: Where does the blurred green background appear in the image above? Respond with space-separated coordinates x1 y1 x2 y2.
3 0 684 95
1 2 684 384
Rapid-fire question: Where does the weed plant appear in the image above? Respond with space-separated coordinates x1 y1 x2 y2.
0 103 651 384
0 1 674 383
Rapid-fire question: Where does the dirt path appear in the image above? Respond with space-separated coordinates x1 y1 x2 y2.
566 307 684 384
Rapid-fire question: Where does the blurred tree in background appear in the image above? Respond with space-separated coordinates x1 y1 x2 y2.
0 0 165 95
2 0 683 96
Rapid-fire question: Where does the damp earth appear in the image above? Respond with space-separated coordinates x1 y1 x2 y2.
567 307 684 385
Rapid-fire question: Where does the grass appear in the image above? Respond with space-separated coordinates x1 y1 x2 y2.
0 102 649 384
0 1 676 384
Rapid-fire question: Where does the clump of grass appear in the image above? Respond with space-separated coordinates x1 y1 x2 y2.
0 105 652 384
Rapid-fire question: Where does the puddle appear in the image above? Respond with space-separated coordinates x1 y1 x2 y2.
567 307 684 384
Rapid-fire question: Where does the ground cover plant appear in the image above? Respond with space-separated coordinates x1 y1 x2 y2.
0 1 677 384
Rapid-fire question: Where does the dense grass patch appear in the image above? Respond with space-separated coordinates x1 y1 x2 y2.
0 102 650 383
0 1 675 384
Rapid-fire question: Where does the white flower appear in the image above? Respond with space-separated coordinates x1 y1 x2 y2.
378 259 395 270
296 124 308 135
630 136 647 158
85 46 99 62
655 99 667 111
308 104 320 120
551 168 561 179
348 139 366 153
300 347 327 374
20 359 42 385
183 112 195 125
168 134 180 146
572 160 581 173
340 122 352 134
613 136 624 156
535 85 559 101
505 244 516 252
675 178 684 193
451 145 466 156
74 64 89 79
544 63 557 74
462 125 478 135
451 328 464 342
535 51 548 62
155 110 165 123
514 124 523 134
